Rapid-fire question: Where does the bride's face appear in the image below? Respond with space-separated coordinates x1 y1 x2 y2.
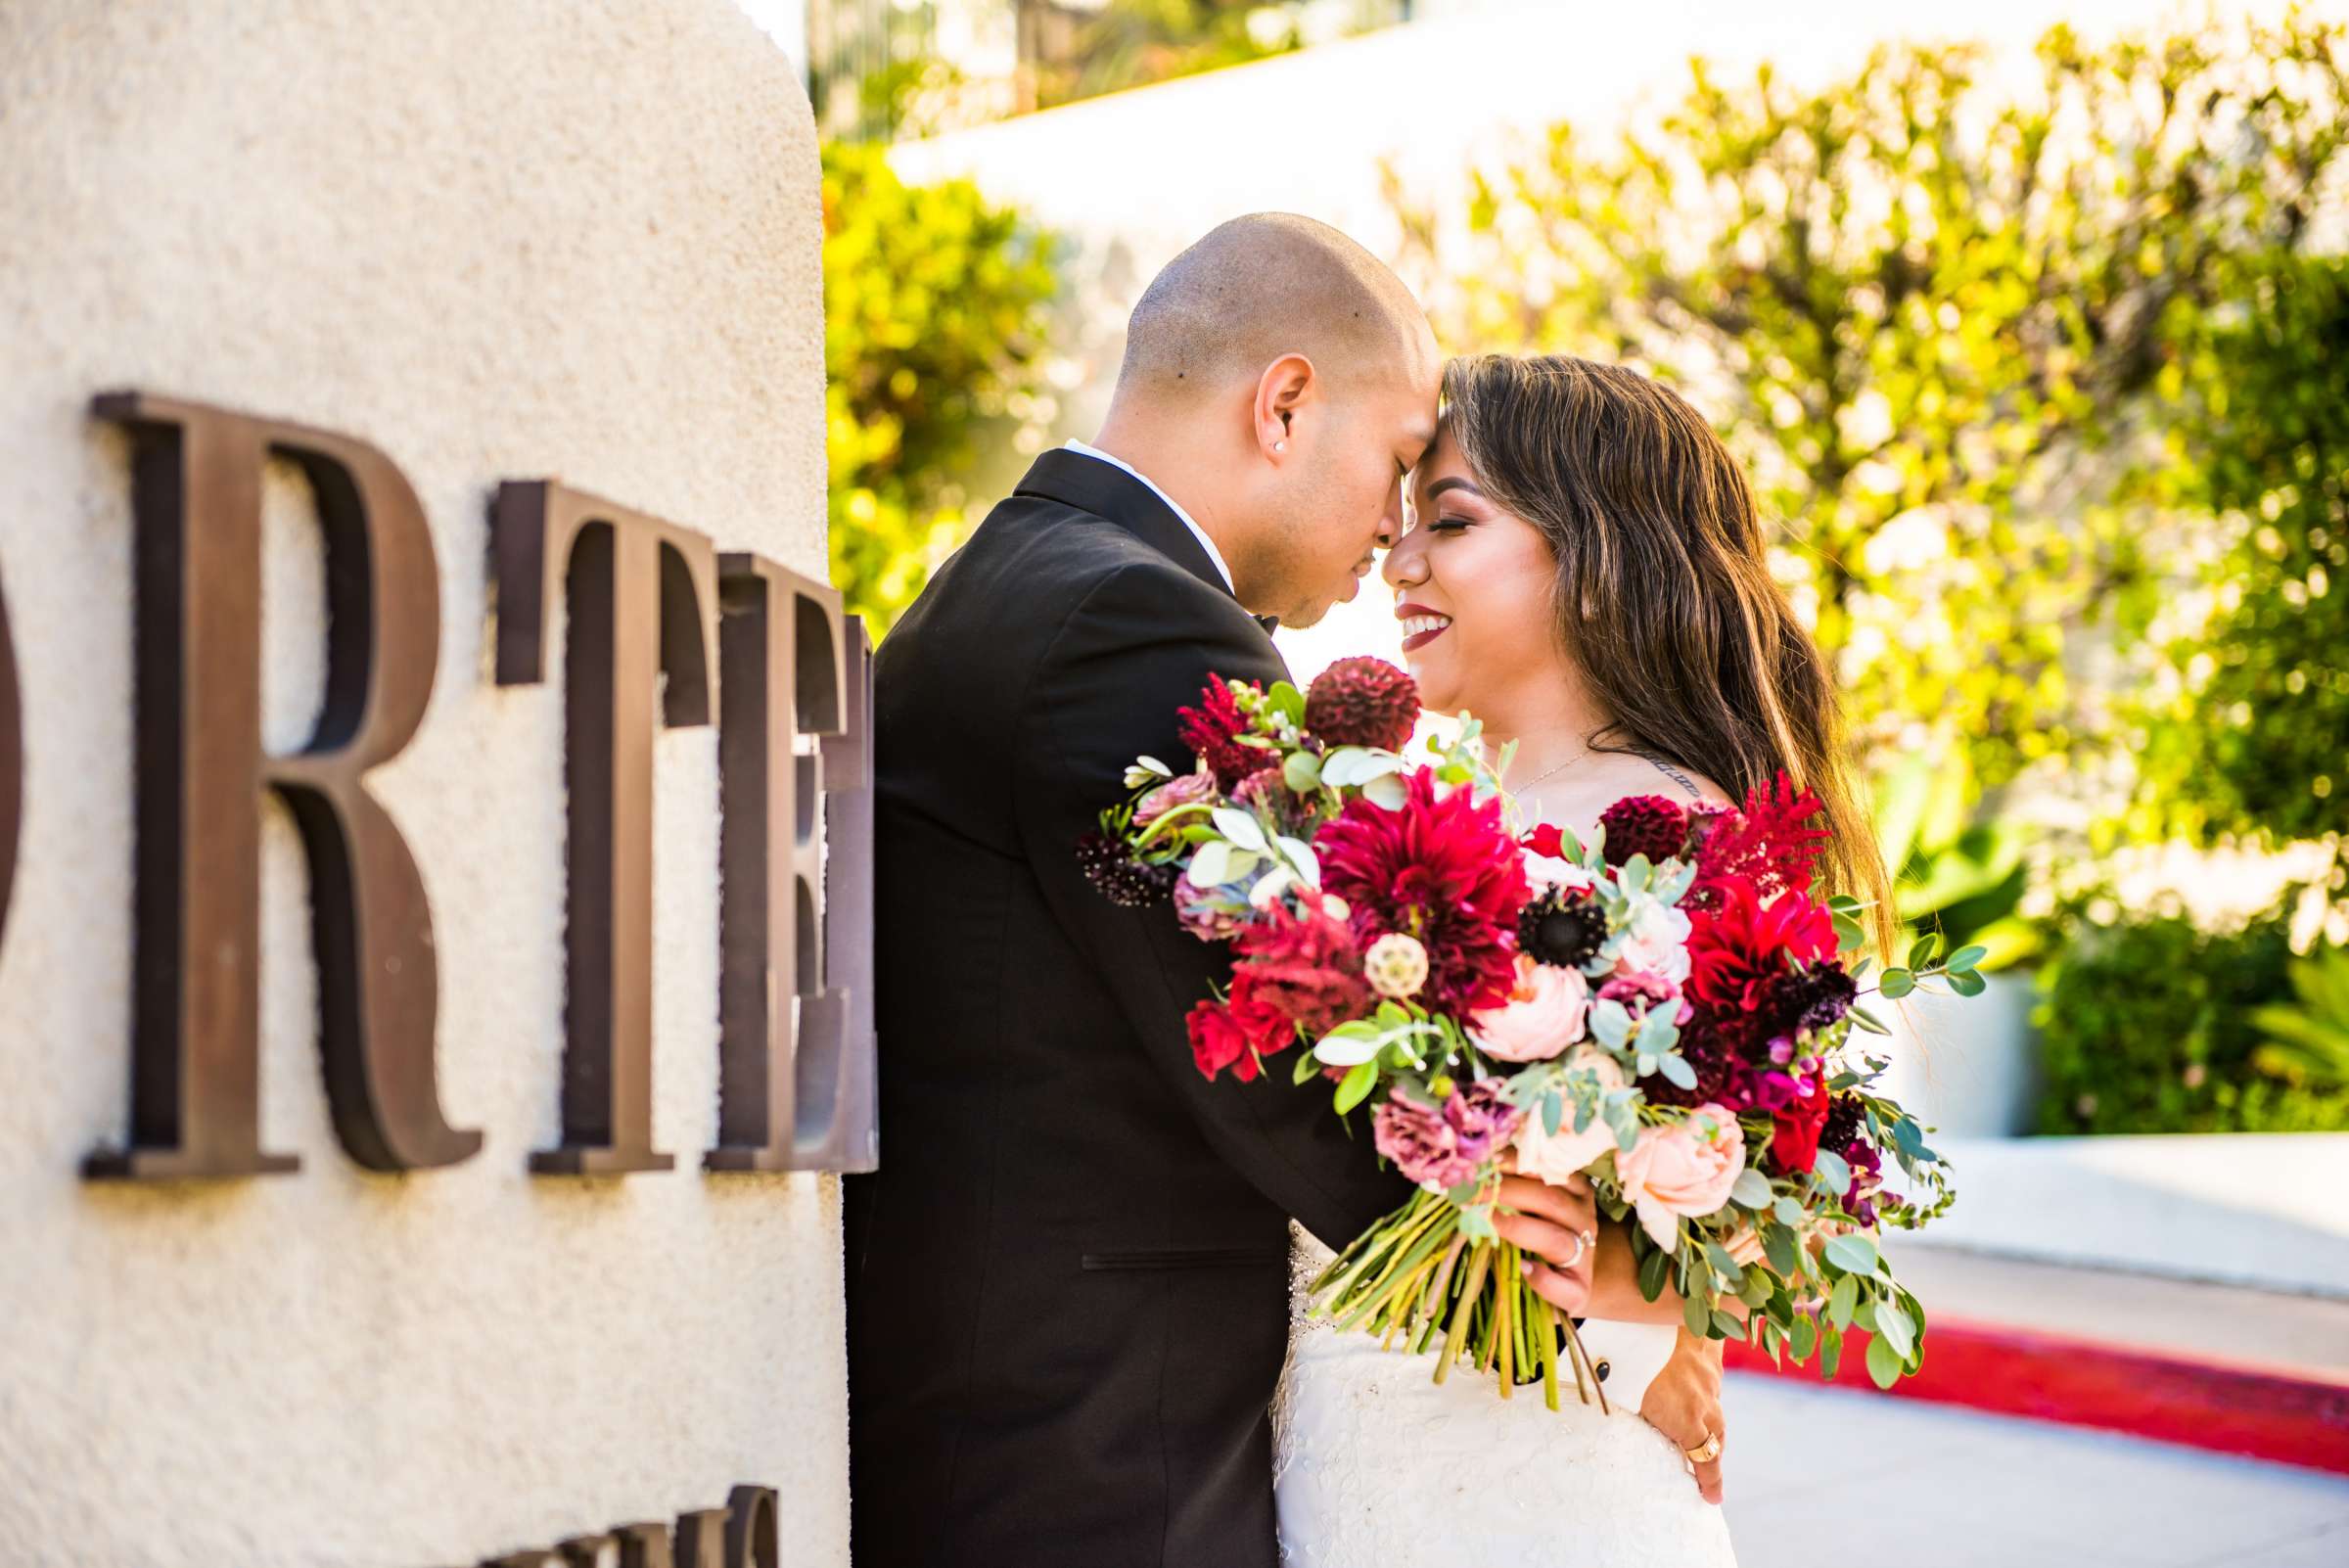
1382 433 1562 717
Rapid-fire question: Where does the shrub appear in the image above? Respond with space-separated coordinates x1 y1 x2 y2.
822 142 1058 633
2036 896 2349 1133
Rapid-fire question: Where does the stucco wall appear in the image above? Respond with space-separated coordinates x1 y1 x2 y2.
0 3 842 1564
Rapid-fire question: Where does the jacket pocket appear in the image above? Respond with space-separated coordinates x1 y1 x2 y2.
1079 1246 1291 1272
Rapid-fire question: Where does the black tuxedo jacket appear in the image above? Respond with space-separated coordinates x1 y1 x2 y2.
845 450 1410 1568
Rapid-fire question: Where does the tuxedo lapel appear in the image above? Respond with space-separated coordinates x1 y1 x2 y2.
1013 449 1236 601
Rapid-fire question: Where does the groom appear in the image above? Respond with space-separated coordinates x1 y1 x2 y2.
847 215 1586 1568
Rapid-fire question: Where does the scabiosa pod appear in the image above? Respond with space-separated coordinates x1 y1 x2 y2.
1363 932 1430 999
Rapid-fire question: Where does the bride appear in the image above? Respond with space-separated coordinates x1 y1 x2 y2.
1274 353 1891 1566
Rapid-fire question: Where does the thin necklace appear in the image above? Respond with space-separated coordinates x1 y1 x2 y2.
1511 743 1590 794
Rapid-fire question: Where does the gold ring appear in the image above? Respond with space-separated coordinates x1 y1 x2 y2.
1683 1432 1723 1464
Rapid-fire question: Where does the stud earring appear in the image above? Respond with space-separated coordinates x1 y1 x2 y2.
1274 440 1287 452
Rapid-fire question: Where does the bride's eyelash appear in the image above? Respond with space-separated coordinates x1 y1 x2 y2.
1427 516 1471 534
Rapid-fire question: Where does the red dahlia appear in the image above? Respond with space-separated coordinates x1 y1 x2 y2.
1178 674 1265 790
1313 771 1531 1016
1306 657 1421 752
1685 876 1838 1020
1229 894 1372 1038
1597 795 1691 866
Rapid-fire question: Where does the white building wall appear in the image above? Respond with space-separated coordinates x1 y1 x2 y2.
0 3 842 1563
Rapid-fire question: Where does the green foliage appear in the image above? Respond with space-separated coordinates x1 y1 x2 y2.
1870 750 2038 970
2126 254 2349 845
1033 2 1399 111
2036 896 2349 1133
822 143 1058 632
1400 9 2349 803
2252 947 2349 1089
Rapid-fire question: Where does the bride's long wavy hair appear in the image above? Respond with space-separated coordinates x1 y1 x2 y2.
1440 353 1892 946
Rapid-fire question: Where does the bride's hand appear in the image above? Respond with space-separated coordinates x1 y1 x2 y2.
1640 1329 1727 1505
1491 1164 1597 1315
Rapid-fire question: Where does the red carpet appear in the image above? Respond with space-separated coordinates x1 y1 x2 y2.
1725 1316 2349 1475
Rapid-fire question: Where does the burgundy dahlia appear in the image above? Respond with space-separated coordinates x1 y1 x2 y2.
1076 830 1176 907
1178 674 1266 790
1597 795 1691 867
1314 771 1531 1017
1306 657 1421 752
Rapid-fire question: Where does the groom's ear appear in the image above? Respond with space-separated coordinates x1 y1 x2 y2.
1253 353 1317 459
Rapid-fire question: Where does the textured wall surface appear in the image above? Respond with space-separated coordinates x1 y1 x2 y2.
0 2 840 1562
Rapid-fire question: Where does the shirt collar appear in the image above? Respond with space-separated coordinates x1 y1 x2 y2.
1062 438 1234 593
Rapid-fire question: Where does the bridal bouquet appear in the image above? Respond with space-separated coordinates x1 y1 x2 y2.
1079 657 1963 1409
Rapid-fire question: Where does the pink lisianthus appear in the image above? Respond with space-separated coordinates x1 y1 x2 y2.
1135 770 1217 825
1508 1046 1626 1184
1616 1106 1746 1250
1471 955 1590 1063
1372 1089 1476 1191
1597 970 1692 1026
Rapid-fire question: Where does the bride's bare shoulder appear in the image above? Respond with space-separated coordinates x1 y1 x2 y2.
1576 751 1732 809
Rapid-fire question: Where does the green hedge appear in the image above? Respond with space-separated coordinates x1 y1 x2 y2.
2037 897 2349 1133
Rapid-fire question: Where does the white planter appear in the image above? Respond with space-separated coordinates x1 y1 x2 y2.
1874 970 2041 1138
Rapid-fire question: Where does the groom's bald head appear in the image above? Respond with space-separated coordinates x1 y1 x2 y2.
1089 214 1440 631
1117 213 1433 402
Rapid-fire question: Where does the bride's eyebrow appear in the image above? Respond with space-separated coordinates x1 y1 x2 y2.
1421 477 1483 501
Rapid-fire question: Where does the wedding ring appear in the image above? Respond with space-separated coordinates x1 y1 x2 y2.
1558 1229 1589 1268
1683 1432 1724 1465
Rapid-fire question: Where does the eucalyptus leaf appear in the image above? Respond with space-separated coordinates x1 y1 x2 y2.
1950 968 1988 997
1873 1299 1915 1360
1865 1334 1905 1389
1879 968 1916 1000
1712 1308 1748 1341
1828 1272 1859 1329
1946 944 1988 974
1822 1232 1879 1275
1658 1053 1698 1090
1909 933 1941 971
1812 1148 1852 1195
1282 751 1323 794
1730 1168 1774 1209
1682 1291 1712 1339
1773 1196 1806 1226
1762 1224 1798 1275
1791 1313 1819 1360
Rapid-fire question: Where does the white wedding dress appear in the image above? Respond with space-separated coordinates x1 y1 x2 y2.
1273 1227 1739 1567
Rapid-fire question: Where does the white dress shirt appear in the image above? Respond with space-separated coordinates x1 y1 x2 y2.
1062 438 1235 593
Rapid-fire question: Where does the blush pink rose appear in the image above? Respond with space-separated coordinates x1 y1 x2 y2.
1471 955 1590 1063
1508 1046 1626 1184
1616 1106 1746 1250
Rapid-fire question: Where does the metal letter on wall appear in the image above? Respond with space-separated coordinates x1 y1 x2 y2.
0 563 20 960
708 555 874 1174
86 392 481 1178
493 481 719 1175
